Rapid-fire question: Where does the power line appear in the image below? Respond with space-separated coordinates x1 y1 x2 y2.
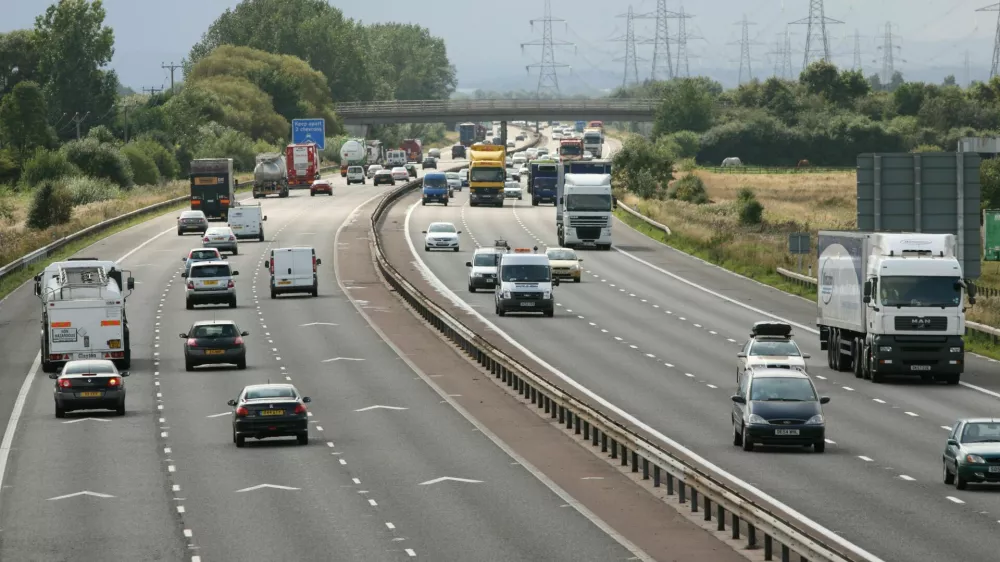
610 6 653 88
878 22 902 87
674 4 697 77
649 0 681 80
976 3 1000 78
783 27 795 79
142 86 164 95
789 0 843 70
730 15 760 84
853 30 863 72
161 61 183 93
522 0 574 97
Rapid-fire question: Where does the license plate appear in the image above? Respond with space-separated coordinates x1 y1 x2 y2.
202 280 218 286
79 391 102 398
774 429 800 436
520 302 536 307
108 340 121 349
260 410 284 416
205 349 224 355
990 466 1000 473
77 352 97 359
232 225 242 229
278 280 292 285
910 365 932 371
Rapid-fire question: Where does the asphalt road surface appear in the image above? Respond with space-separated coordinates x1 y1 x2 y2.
0 133 644 562
391 129 1000 562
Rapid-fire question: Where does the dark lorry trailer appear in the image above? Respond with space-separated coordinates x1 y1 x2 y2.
190 158 236 221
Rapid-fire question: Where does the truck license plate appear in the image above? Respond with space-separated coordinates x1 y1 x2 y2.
77 352 97 359
774 429 800 436
910 365 932 371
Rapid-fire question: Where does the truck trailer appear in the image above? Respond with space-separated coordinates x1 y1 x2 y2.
190 158 235 220
817 231 977 384
469 144 506 207
286 143 321 188
252 153 288 198
528 160 559 206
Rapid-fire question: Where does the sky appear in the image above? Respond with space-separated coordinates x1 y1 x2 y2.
2 0 997 92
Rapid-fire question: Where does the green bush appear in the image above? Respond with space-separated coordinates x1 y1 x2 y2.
61 176 122 205
0 148 18 186
131 139 180 179
86 125 117 144
193 123 255 171
735 187 764 225
121 145 161 185
27 179 73 229
676 157 698 172
0 185 14 223
668 174 709 204
20 149 79 187
61 139 134 188
911 144 943 152
667 130 701 158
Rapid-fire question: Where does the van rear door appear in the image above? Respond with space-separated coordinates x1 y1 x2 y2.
272 248 315 288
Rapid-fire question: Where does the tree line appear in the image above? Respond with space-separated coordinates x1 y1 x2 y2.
0 0 457 229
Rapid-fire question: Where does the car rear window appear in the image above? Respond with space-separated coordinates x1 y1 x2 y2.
190 250 219 260
64 362 115 374
246 387 296 399
181 212 204 219
205 227 229 235
191 324 238 338
191 264 231 278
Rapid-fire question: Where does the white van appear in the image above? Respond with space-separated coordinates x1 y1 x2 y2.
494 248 558 317
265 247 320 298
512 154 527 167
346 166 366 185
228 203 267 242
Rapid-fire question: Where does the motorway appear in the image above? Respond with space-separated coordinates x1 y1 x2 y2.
384 127 1000 562
0 135 647 561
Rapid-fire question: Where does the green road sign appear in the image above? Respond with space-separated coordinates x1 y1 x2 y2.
985 210 1000 261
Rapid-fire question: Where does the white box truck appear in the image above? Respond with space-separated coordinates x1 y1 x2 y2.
817 231 977 384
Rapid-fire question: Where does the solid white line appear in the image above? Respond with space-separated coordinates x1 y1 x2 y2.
942 425 953 431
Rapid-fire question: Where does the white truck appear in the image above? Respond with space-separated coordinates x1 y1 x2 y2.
817 231 977 385
34 259 135 373
559 173 613 250
582 128 604 158
227 202 267 242
386 149 406 167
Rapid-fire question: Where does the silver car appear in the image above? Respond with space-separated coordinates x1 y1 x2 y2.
50 359 129 417
183 260 239 309
177 210 208 236
202 226 238 255
445 172 462 193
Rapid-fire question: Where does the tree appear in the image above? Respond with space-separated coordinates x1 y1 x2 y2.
0 30 41 98
361 24 457 100
27 179 73 229
942 75 956 86
800 61 841 100
653 78 717 137
893 82 927 116
0 81 50 169
34 0 118 138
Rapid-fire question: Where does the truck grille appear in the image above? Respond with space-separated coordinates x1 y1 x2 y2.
569 216 608 227
574 227 602 240
894 317 948 331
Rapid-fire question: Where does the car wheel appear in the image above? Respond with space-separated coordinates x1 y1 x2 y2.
422 201 426 206
453 247 459 252
444 200 448 206
116 400 126 416
814 440 825 453
310 191 315 196
258 232 264 242
185 360 194 372
55 404 65 418
469 285 475 293
236 357 247 370
270 289 277 299
177 230 183 236
732 423 743 446
943 461 955 485
186 299 194 310
424 246 429 252
574 277 581 283
229 297 237 308
236 434 246 448
297 432 309 445
544 308 554 317
311 285 318 297
497 304 506 317
955 469 968 490
232 247 238 255
741 426 753 451
232 428 237 444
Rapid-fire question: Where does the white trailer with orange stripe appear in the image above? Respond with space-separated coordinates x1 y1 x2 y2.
34 258 134 373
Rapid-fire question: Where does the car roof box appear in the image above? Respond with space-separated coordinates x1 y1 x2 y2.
751 321 792 338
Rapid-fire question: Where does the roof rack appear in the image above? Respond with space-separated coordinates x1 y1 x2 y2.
751 321 792 338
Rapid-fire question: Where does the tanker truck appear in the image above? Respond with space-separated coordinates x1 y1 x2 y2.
252 153 289 198
340 138 367 173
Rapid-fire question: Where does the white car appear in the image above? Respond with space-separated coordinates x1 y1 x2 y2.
346 166 365 185
504 181 522 200
366 164 383 178
423 222 461 252
737 322 811 378
445 172 462 192
526 148 538 159
466 245 504 292
583 151 594 161
553 132 563 140
391 167 409 181
202 226 238 255
518 165 529 177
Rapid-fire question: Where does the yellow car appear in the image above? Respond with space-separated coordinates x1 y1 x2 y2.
545 247 582 282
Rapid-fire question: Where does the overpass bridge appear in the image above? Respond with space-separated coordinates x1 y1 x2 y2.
333 98 659 126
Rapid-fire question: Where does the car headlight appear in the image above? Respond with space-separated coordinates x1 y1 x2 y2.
805 415 824 425
950 347 962 353
965 454 986 464
879 346 892 352
473 272 483 277
543 291 551 299
502 291 511 299
748 414 768 425
793 365 807 372
570 263 580 270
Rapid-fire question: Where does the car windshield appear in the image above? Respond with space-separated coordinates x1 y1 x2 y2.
470 168 504 182
191 324 238 338
584 133 602 143
879 276 962 307
474 253 499 267
749 340 801 356
749 377 817 401
560 145 583 156
393 168 406 173
246 387 296 399
566 194 612 212
423 177 447 188
64 362 115 374
348 167 362 172
459 170 468 178
446 173 459 180
428 224 456 233
501 264 550 282
190 250 219 260
961 422 1000 443
191 265 231 278
547 250 577 261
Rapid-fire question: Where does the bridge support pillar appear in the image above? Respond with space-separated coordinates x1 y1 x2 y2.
344 123 369 138
500 121 508 151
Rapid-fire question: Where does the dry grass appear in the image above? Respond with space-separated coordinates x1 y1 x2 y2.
442 131 459 145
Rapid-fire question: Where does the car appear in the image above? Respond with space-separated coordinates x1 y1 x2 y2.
201 226 238 255
228 383 311 447
737 322 810 379
423 222 461 252
731 368 829 453
518 164 529 177
310 179 333 196
183 260 239 309
366 164 384 178
340 164 348 177
505 157 513 168
494 248 558 317
180 320 248 371
452 145 467 159
182 247 223 277
943 418 1000 489
545 247 582 282
536 147 550 156
458 168 469 188
504 180 522 200
553 132 563 140
49 359 129 417
445 172 462 193
177 210 209 236
516 134 526 141
373 170 395 186
507 168 520 181
391 167 410 181
526 148 538 159
583 151 594 161
428 148 441 159
506 141 515 149
422 157 437 169
405 162 418 177
466 244 505 292
346 166 366 185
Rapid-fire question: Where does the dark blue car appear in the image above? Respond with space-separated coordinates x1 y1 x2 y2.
421 172 449 206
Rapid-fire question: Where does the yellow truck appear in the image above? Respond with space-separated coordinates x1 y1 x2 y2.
469 144 506 207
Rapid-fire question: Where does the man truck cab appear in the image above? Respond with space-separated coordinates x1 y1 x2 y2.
494 247 559 317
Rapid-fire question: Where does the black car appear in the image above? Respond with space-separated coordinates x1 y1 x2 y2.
452 145 466 159
373 170 395 186
422 157 437 169
228 383 311 447
731 368 829 452
181 320 248 371
516 134 526 141
405 162 418 177
50 359 129 417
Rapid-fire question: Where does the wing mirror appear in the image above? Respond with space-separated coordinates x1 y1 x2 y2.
947 438 959 447
232 271 239 276
819 396 831 404
803 353 811 359
302 397 312 403
180 272 188 278
263 260 269 268
241 331 249 336
126 277 135 290
863 280 872 304
179 333 188 338
731 395 747 404
465 261 473 267
263 216 268 221
120 371 130 377
737 352 746 358
315 258 322 266
227 399 237 407
578 258 583 262
48 373 59 379
457 230 462 234
181 257 187 262
421 230 427 234
552 278 560 286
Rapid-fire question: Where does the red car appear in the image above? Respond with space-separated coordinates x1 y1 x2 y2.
310 180 333 196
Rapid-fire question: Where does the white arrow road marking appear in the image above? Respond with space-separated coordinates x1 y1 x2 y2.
61 418 110 424
418 477 483 485
235 484 301 493
322 357 364 362
354 405 408 412
300 323 338 327
48 491 115 500
206 413 230 418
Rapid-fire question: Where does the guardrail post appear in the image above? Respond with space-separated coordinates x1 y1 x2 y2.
610 440 618 459
601 433 608 453
574 415 581 434
781 544 789 562
717 504 725 531
544 396 551 414
558 406 565 424
583 420 590 440
653 465 660 487
732 514 740 540
530 386 537 404
631 451 638 472
703 496 711 521
566 410 574 429
764 535 773 560
690 488 698 512
621 445 628 466
666 473 674 495
550 399 557 419
678 480 686 503
642 458 649 480
747 524 757 549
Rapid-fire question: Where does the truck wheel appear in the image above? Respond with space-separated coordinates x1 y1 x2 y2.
853 340 863 378
945 373 960 385
444 200 448 206
532 199 539 206
310 191 315 197
258 231 264 242
469 286 476 293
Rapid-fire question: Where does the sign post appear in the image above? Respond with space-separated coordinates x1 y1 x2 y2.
291 119 326 150
788 232 810 273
